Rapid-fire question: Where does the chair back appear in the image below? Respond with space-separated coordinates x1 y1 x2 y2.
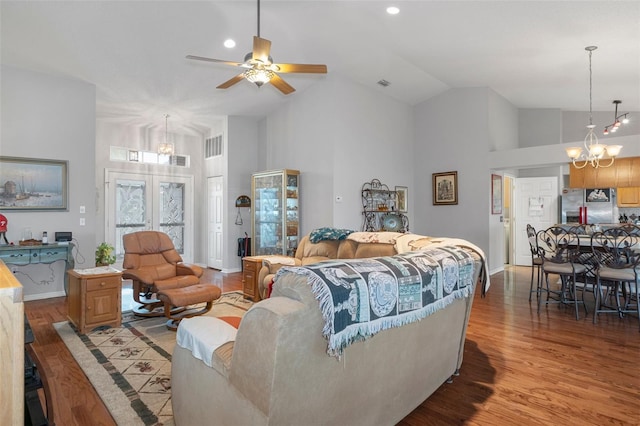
122 231 183 276
526 224 539 258
537 226 580 265
591 228 640 270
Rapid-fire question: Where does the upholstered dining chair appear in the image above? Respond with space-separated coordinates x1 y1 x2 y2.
122 230 204 317
526 224 543 302
536 226 588 320
590 228 640 330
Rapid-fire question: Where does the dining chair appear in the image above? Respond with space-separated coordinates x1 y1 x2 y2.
526 224 543 302
537 226 588 320
590 228 640 330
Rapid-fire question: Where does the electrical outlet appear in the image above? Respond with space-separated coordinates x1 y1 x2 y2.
80 205 86 214
80 218 86 226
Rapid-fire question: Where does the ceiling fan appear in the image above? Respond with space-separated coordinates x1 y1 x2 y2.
186 0 327 95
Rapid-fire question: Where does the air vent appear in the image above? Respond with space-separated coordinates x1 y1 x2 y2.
205 135 223 158
170 155 188 167
377 79 391 87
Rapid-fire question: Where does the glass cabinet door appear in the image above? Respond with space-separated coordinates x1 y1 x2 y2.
252 169 300 256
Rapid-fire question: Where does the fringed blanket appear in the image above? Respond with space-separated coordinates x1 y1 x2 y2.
275 246 476 357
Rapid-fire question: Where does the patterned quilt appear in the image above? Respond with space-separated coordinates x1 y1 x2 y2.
275 246 476 357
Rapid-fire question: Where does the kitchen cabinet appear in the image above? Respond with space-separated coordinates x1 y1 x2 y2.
617 187 640 207
67 269 122 334
252 169 300 256
569 156 640 188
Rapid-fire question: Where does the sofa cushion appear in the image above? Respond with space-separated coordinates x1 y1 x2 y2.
296 237 340 260
337 239 396 259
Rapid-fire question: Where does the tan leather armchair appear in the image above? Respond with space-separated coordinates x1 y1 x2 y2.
122 231 203 316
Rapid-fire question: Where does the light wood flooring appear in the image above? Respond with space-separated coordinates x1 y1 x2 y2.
24 266 640 425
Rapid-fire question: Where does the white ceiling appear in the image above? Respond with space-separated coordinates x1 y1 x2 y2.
2 1 639 136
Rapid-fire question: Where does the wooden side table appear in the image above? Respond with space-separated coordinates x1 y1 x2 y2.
242 256 265 301
67 269 123 334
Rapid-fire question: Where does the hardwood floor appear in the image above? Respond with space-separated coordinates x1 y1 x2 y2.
24 266 639 425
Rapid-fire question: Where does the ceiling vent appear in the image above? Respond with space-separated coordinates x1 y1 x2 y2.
377 79 391 87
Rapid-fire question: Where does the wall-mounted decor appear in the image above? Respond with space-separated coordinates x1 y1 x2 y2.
0 156 68 211
491 174 502 214
432 171 458 205
395 186 408 213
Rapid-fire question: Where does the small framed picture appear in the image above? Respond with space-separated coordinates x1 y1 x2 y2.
432 171 458 205
395 186 408 212
491 174 502 214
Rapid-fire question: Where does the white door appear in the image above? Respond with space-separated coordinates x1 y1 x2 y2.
514 177 558 266
106 170 194 262
208 176 223 269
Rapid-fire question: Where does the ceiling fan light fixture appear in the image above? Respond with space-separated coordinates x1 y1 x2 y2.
244 67 275 86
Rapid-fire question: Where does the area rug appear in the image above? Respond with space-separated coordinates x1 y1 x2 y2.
54 291 253 426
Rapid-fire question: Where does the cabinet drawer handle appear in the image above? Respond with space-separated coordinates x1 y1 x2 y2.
101 282 106 286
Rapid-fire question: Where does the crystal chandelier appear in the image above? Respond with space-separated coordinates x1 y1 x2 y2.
565 46 622 169
158 114 174 156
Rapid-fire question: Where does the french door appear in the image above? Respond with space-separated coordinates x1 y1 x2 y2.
106 170 194 262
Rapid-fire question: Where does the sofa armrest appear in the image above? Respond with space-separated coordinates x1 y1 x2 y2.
257 257 301 299
177 262 204 278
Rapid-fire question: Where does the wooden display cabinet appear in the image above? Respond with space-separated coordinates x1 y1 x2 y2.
242 256 264 301
67 269 123 334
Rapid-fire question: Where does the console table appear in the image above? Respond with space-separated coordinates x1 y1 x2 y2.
0 243 75 295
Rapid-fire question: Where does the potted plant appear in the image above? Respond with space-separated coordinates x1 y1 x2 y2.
95 242 116 266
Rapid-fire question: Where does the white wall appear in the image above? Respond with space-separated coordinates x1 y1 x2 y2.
263 74 414 234
413 88 492 261
1 65 96 268
225 116 258 272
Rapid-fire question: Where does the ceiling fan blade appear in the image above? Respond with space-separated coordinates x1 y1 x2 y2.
186 55 245 67
270 73 295 95
252 36 272 63
217 73 246 89
272 63 328 74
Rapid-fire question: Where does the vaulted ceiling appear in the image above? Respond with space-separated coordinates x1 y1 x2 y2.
2 1 639 136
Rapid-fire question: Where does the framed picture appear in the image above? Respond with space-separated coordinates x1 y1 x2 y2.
0 156 68 211
491 174 502 214
585 188 611 203
432 171 458 205
395 186 408 212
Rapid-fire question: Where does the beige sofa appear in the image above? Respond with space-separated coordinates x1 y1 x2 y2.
171 241 484 425
257 231 403 299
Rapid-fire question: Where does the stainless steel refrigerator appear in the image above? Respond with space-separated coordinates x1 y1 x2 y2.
561 188 618 224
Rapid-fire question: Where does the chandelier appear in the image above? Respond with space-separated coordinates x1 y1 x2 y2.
566 46 622 169
158 114 174 156
603 100 630 135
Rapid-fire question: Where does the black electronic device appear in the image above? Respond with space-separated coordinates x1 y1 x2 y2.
54 231 72 242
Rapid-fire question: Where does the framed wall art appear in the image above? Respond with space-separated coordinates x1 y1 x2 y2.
432 171 458 205
0 156 68 211
395 186 408 212
491 174 502 214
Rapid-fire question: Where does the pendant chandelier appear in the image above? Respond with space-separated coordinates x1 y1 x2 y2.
565 46 622 169
158 114 174 156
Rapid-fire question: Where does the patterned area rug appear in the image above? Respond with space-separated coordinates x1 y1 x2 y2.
54 291 252 426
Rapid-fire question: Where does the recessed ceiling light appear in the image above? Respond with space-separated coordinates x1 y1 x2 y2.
224 39 236 48
386 6 400 15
